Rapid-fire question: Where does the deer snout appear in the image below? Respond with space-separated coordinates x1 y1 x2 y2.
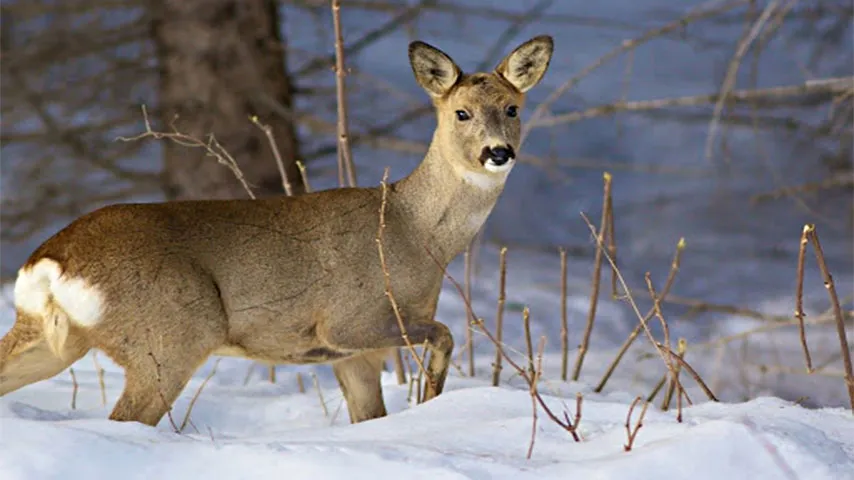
481 145 516 168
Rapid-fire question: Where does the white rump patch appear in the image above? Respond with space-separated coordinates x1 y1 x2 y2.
14 258 104 328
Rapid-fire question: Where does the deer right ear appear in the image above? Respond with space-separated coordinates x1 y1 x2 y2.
408 41 461 97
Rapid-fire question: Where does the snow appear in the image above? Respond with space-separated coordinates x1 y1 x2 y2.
2 0 853 477
1 284 853 480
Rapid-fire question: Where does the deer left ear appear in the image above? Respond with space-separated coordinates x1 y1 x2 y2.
495 35 553 93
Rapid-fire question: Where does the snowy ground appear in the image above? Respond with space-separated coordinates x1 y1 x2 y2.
2 275 853 479
2 0 853 478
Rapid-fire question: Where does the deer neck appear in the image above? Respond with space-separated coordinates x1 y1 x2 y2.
391 133 509 264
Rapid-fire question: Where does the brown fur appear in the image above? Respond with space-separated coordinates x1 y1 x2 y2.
0 36 553 426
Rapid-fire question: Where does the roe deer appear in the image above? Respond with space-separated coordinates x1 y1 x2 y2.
0 36 553 426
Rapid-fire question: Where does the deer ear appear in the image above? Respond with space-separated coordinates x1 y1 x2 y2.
408 41 461 97
495 35 553 93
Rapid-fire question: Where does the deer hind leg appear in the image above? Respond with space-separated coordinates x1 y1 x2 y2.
0 311 89 396
109 360 202 427
332 350 388 423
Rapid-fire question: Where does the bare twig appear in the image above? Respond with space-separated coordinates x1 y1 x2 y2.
69 368 78 410
606 198 619 299
523 306 534 376
377 167 431 387
92 351 107 407
492 246 508 387
795 224 814 372
624 396 650 452
250 116 294 196
311 372 329 418
646 273 683 406
296 161 312 193
464 246 475 377
522 0 753 142
805 224 854 413
580 213 717 402
572 172 612 381
422 245 581 442
147 350 179 432
532 77 854 128
527 336 547 460
705 0 779 163
559 247 569 381
118 105 256 200
297 372 306 393
180 359 220 432
393 348 407 385
331 0 357 187
595 238 686 393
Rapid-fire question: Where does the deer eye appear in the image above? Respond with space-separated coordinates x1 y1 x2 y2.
455 110 471 121
505 105 518 118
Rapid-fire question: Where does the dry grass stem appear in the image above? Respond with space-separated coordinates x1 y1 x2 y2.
492 246 508 387
580 213 717 402
572 172 612 381
795 224 814 372
705 0 779 163
268 365 276 384
376 167 432 387
118 105 256 200
533 77 853 128
331 0 358 187
595 238 686 392
393 349 407 385
559 247 569 381
147 349 179 432
804 224 854 413
527 336 547 460
296 160 312 193
523 306 535 376
662 339 688 415
311 372 329 418
464 247 475 377
623 396 650 452
297 373 306 394
606 198 619 299
522 0 753 141
92 351 107 407
180 359 220 432
422 245 581 443
249 116 294 196
69 368 78 410
645 273 685 407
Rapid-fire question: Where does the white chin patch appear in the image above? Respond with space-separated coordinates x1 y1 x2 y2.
484 157 515 173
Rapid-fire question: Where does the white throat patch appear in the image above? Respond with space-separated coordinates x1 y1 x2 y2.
458 159 515 191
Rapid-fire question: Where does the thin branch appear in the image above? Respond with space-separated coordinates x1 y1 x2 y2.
805 224 854 413
492 246 508 387
331 0 358 187
595 238 686 393
377 167 431 387
795 224 814 372
705 0 779 163
522 0 753 142
572 172 612 380
532 77 854 128
559 248 569 381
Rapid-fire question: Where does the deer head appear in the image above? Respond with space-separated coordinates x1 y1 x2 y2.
408 35 553 188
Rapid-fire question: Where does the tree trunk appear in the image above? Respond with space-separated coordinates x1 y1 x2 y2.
150 0 304 200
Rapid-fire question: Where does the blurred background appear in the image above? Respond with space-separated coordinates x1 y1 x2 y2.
1 0 852 406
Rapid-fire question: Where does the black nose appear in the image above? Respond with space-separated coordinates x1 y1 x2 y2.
487 145 515 165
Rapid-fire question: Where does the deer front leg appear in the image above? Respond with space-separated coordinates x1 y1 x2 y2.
326 317 454 420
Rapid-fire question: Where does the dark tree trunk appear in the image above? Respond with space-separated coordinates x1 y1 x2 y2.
150 0 304 200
